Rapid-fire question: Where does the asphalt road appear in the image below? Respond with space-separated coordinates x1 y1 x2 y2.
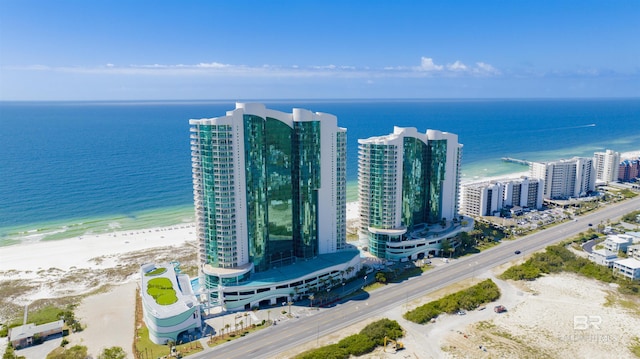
191 196 640 359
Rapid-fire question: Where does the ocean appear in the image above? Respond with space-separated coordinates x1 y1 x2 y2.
1 99 639 245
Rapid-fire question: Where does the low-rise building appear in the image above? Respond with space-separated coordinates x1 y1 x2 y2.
140 263 202 344
612 258 640 281
588 249 618 268
603 234 634 253
8 320 64 349
627 244 640 261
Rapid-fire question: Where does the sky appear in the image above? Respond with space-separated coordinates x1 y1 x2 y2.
0 1 639 100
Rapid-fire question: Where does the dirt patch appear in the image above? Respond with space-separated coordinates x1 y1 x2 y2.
0 242 197 324
441 273 640 359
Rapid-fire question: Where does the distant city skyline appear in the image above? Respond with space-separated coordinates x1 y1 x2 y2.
1 1 638 100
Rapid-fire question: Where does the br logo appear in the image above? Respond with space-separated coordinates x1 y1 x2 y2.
573 315 602 330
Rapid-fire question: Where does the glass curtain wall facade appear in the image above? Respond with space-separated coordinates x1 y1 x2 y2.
190 103 347 304
358 127 462 259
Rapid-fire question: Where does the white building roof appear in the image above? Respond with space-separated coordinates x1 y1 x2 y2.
8 320 64 342
606 235 633 244
591 249 617 258
614 258 640 269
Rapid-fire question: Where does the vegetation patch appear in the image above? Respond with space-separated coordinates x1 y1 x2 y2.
295 318 403 359
403 279 501 324
145 267 167 276
630 336 640 358
146 277 178 305
623 210 640 224
500 245 640 296
46 345 88 359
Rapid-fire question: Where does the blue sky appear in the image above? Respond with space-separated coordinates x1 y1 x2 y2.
1 1 638 100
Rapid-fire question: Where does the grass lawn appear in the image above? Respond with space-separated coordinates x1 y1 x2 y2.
135 325 204 357
147 277 178 305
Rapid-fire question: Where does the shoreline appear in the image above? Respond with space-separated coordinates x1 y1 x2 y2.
1 148 638 250
0 223 195 274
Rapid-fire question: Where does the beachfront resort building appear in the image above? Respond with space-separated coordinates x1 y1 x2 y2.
140 263 202 344
357 126 472 260
459 177 544 217
593 149 620 184
190 103 360 311
529 157 595 200
618 158 640 182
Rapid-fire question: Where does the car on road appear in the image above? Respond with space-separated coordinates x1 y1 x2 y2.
457 310 466 315
514 250 521 255
588 223 593 226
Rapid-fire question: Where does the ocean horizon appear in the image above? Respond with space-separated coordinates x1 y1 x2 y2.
2 98 639 245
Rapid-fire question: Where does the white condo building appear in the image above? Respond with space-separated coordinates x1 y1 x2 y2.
358 127 471 260
459 177 544 217
190 103 359 311
593 149 620 183
529 157 595 199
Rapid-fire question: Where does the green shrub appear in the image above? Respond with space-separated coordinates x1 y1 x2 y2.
144 267 167 276
404 279 501 324
337 333 376 356
295 319 404 358
298 344 349 359
359 318 403 346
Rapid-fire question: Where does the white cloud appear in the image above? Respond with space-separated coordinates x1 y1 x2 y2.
474 62 501 75
3 57 502 79
418 57 444 71
196 62 229 68
447 61 468 71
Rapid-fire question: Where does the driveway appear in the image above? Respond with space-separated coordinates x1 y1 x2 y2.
582 239 597 254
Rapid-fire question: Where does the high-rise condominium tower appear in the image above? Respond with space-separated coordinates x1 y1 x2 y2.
358 127 465 260
593 149 621 183
529 157 595 199
190 103 357 310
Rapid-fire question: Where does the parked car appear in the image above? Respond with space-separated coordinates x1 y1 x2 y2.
494 305 507 313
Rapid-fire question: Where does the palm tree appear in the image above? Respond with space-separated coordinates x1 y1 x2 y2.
244 312 250 328
224 323 230 336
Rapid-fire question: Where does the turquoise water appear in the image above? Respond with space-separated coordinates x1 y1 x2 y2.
1 99 639 244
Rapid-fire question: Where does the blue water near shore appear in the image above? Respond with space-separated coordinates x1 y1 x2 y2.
1 99 639 245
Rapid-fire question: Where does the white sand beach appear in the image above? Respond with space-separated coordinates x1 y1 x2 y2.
461 170 530 184
0 203 363 305
0 224 196 274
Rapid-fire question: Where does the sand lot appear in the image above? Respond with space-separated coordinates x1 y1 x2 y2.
67 281 138 358
280 271 640 359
